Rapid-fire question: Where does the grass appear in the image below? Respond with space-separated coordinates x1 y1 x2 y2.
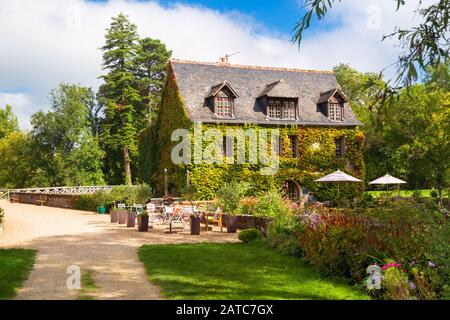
0 249 36 300
77 269 99 300
367 189 448 198
138 242 369 300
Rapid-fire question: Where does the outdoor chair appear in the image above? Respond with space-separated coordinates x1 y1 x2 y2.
209 207 223 232
165 205 184 226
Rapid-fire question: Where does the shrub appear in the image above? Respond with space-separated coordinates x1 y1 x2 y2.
267 200 449 299
382 266 414 300
74 194 98 211
217 181 250 215
430 190 439 198
239 197 258 215
238 228 263 243
74 185 153 211
254 189 290 218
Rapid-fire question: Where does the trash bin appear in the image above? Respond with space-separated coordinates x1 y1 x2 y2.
98 205 106 215
190 216 201 235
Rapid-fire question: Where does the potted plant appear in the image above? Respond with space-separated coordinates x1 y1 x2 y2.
118 208 128 225
225 213 239 233
137 211 149 232
127 210 136 228
190 213 201 235
110 206 119 223
217 181 249 233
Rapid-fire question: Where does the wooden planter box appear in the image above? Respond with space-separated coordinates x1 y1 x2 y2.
118 210 128 225
137 215 149 232
127 212 136 228
110 210 119 223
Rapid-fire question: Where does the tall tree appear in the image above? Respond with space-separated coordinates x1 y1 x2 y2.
134 37 172 127
30 83 105 187
335 63 450 193
99 13 141 186
0 104 19 139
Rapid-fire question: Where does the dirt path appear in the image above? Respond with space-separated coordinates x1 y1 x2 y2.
0 200 238 300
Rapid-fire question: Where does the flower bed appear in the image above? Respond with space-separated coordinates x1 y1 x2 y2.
268 200 449 300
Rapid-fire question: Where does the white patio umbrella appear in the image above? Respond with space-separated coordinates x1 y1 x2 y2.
369 174 406 185
369 174 406 193
315 169 363 197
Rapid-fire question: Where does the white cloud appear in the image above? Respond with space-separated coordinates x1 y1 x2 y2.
0 0 425 129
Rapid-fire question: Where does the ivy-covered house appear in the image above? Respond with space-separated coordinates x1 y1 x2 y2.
138 59 365 201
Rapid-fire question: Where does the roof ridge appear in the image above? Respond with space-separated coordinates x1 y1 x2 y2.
170 59 334 74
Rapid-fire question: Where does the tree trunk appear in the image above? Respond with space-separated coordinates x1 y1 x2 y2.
124 145 132 186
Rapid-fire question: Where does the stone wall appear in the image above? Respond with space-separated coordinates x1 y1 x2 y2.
9 193 78 209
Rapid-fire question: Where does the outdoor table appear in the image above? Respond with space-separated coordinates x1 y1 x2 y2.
202 212 215 232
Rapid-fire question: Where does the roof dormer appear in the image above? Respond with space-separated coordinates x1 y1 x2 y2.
205 81 238 118
258 79 299 120
318 88 349 121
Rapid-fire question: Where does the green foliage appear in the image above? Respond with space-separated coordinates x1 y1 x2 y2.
238 228 264 243
29 83 105 187
0 132 35 188
99 14 171 185
217 181 250 215
268 200 449 299
99 13 140 185
0 249 36 300
0 104 19 140
294 0 450 87
253 189 291 218
335 63 450 194
75 185 152 211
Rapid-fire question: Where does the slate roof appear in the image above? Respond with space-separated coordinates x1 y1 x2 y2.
257 79 299 99
318 88 349 104
205 81 239 98
170 59 362 126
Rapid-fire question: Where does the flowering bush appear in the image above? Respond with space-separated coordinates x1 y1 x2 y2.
269 199 449 299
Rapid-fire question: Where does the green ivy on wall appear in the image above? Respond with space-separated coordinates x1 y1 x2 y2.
138 64 366 201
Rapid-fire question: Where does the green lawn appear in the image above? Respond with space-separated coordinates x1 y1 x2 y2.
0 249 36 300
367 189 448 198
138 242 369 300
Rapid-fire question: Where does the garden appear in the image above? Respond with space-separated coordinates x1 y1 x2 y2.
138 181 449 300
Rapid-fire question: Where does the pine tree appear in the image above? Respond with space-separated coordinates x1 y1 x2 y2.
134 37 172 128
99 13 141 185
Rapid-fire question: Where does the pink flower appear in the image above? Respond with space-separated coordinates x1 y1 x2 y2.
381 262 401 270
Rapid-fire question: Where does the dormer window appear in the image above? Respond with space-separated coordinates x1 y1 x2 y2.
328 102 343 121
216 97 233 118
267 99 297 120
205 81 238 118
318 88 349 122
258 79 299 121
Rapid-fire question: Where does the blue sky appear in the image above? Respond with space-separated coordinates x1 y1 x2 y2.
95 0 308 35
0 0 423 128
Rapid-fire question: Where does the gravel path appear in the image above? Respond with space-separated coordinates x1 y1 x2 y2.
0 200 238 300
